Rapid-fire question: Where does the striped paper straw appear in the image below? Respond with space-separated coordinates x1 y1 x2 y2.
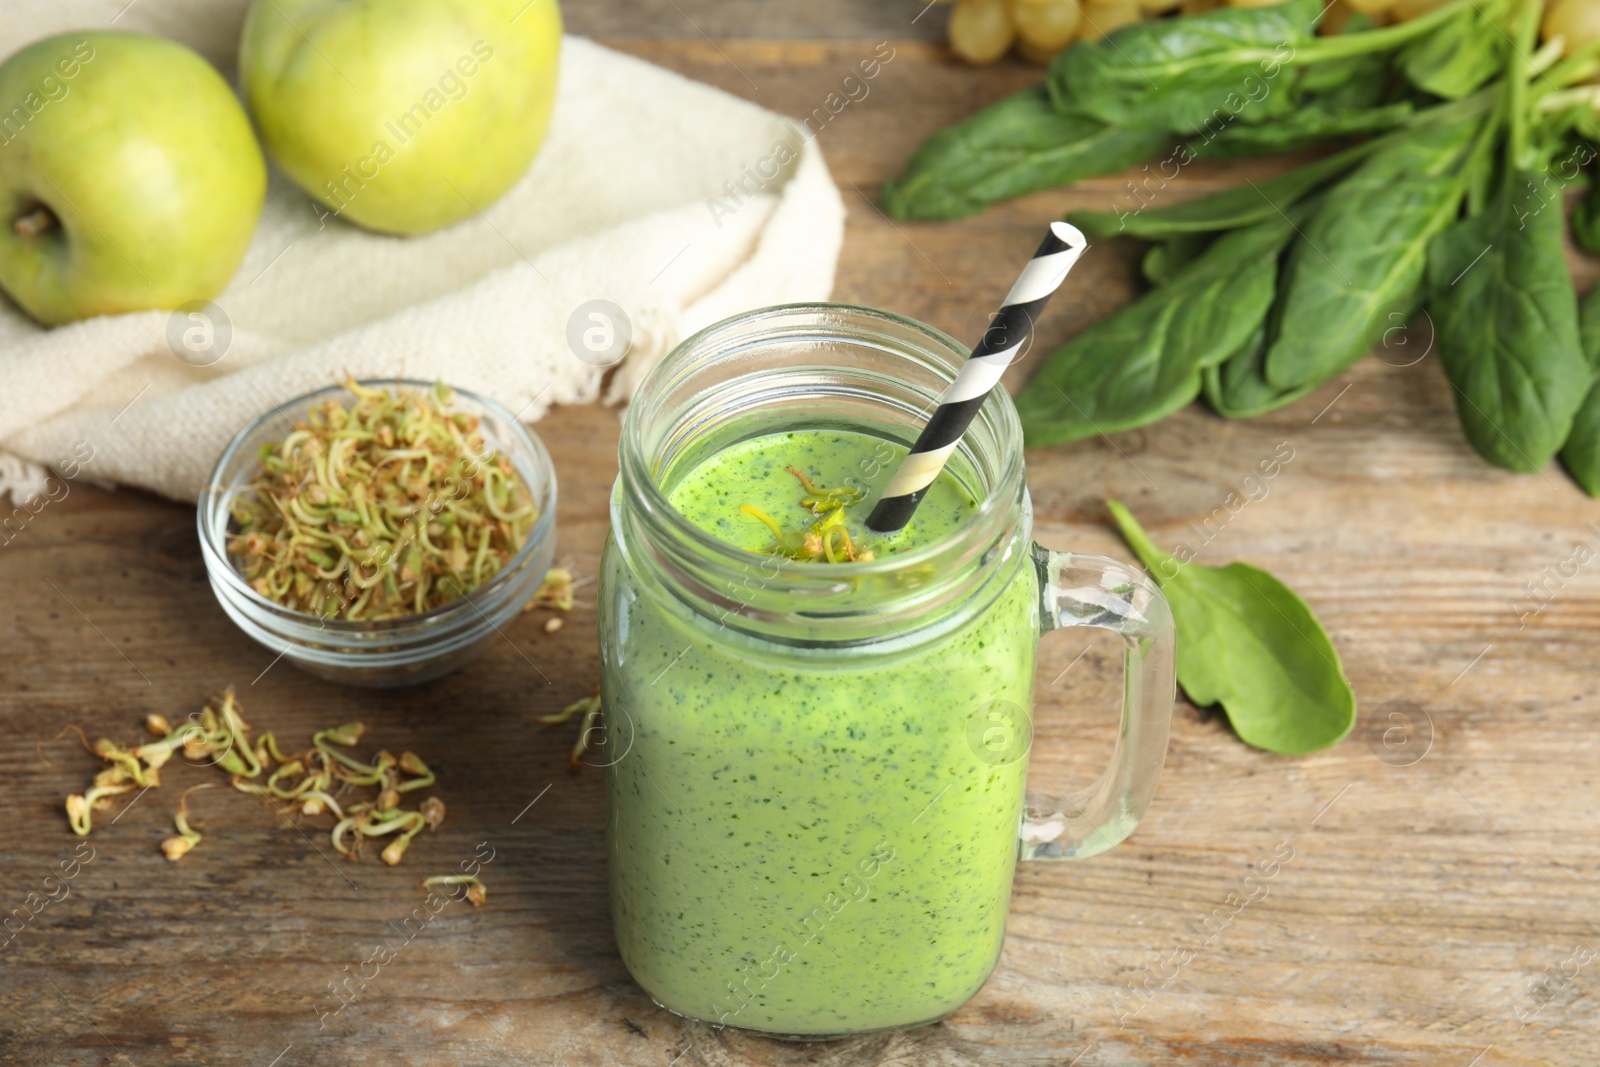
865 221 1088 533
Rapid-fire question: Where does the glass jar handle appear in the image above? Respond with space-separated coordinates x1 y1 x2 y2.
1021 543 1176 861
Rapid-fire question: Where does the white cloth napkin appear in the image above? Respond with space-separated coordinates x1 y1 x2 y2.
0 4 844 503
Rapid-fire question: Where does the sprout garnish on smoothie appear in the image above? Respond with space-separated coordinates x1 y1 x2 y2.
669 430 976 567
738 466 875 563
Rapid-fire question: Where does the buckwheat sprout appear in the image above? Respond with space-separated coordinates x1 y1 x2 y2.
423 875 486 907
66 778 134 836
394 752 434 792
162 785 214 861
299 790 345 819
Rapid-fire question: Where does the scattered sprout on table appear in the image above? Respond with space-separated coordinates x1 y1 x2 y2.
423 874 487 907
57 689 450 870
540 686 604 771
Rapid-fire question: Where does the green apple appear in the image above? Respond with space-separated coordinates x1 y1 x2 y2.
0 32 266 327
239 0 563 236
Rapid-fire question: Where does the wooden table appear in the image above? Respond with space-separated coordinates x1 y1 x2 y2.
4 4 1599 1066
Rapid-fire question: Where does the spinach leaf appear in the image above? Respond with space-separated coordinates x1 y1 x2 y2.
1069 136 1382 240
1202 326 1323 418
880 85 1169 221
1263 117 1479 390
1399 0 1508 99
1016 214 1292 446
1189 101 1414 160
1108 501 1357 755
1561 283 1600 495
1050 0 1321 133
1572 177 1600 255
1425 171 1593 472
1141 232 1213 285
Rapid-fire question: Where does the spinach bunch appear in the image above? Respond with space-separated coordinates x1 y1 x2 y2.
1017 0 1600 491
886 0 1600 492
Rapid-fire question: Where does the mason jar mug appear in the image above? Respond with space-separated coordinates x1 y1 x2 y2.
599 304 1176 1039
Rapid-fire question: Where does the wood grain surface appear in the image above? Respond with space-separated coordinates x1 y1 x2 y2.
3 4 1600 1066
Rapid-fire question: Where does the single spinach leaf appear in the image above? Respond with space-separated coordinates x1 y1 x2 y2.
1016 214 1292 445
1559 282 1600 494
1108 500 1357 755
1141 232 1213 285
1426 171 1593 472
1189 101 1413 160
1202 325 1323 417
1264 117 1479 390
1070 136 1382 239
880 85 1170 221
1399 0 1508 99
1050 0 1321 133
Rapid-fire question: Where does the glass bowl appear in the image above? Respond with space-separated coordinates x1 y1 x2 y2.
198 379 557 688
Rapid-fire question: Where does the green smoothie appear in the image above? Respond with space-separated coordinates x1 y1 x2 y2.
603 429 1037 1035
